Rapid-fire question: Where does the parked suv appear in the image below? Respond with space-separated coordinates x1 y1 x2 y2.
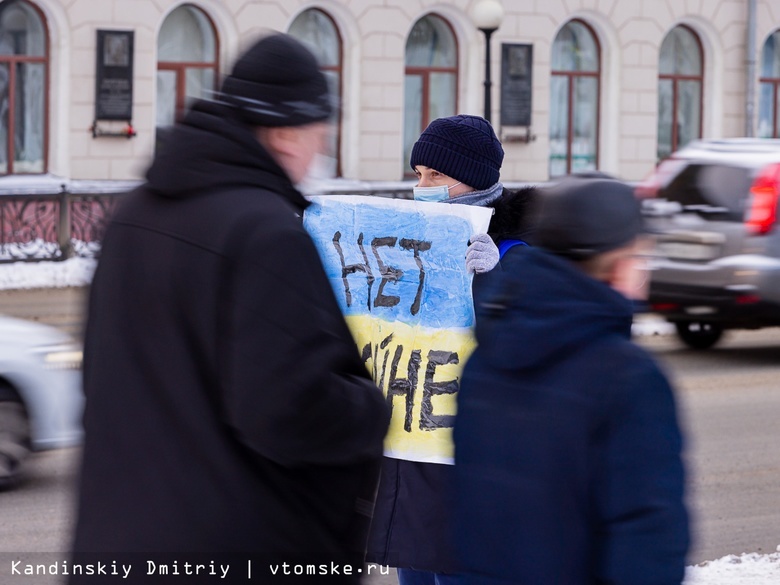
639 138 780 349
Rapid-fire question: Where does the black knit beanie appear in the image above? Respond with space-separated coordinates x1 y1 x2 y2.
219 33 332 127
409 115 504 190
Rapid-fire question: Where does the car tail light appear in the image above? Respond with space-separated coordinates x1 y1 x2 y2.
651 302 679 312
735 294 761 305
745 163 780 235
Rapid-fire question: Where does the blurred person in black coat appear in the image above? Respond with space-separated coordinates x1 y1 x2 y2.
70 33 389 583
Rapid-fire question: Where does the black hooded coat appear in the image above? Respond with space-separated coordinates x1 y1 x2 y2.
70 101 390 582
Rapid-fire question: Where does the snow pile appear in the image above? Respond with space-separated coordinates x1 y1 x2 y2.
0 257 97 290
684 551 780 584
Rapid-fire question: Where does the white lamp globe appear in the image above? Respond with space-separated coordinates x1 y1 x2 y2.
471 0 504 31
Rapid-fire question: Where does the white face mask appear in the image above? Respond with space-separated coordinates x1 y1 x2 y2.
295 152 337 193
413 181 461 202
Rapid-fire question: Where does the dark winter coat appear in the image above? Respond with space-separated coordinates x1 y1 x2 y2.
365 187 536 572
453 246 689 585
70 100 390 582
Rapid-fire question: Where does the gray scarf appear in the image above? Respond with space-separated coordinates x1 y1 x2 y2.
444 182 504 207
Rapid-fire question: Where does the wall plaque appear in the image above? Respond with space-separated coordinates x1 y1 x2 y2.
500 43 533 128
95 30 134 121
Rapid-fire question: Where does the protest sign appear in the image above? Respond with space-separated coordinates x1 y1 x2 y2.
304 195 491 464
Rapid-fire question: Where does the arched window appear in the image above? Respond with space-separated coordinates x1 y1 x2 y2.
289 8 342 177
403 14 458 176
549 20 600 178
657 25 703 160
0 0 47 175
759 30 780 138
156 5 218 133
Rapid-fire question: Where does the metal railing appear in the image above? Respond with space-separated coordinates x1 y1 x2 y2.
0 180 416 263
0 185 129 263
0 179 536 263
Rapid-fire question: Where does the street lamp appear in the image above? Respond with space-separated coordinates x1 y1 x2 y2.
470 0 504 123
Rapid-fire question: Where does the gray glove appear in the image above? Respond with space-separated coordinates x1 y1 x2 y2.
466 233 499 274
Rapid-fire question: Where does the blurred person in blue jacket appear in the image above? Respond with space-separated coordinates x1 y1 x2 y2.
454 175 689 585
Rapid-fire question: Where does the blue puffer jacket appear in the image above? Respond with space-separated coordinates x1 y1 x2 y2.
453 246 689 585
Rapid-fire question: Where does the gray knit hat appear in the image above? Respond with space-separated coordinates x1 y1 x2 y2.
533 175 643 260
409 115 504 190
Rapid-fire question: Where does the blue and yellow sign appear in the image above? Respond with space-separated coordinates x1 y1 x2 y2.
304 195 491 464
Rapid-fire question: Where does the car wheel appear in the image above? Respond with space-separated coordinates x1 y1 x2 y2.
0 388 32 490
675 321 724 350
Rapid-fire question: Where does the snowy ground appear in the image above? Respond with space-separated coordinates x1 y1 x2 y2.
0 258 778 583
0 257 97 290
684 551 780 584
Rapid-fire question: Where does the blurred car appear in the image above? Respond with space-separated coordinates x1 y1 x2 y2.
638 138 780 349
0 314 83 488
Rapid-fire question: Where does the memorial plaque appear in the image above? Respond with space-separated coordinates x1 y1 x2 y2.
95 30 134 121
500 43 533 127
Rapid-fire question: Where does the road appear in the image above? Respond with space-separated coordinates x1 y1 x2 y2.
1 287 779 582
641 329 780 562
0 287 87 338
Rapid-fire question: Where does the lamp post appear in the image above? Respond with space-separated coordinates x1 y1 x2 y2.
470 0 504 123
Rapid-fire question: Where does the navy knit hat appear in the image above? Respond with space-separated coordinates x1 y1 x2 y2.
219 33 332 127
410 115 504 190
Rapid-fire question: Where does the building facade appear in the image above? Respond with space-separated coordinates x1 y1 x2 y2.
1 0 779 188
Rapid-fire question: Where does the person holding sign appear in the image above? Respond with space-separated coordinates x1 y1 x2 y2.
409 115 535 274
366 115 535 584
454 176 689 585
70 33 389 583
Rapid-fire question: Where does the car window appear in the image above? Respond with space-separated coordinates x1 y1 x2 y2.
659 163 751 221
